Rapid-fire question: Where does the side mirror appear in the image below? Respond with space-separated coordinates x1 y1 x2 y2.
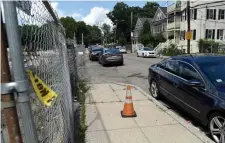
187 79 204 87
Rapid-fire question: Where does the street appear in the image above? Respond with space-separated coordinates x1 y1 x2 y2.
85 52 215 143
86 53 162 93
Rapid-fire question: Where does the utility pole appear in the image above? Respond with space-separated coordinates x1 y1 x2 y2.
131 11 133 53
187 0 191 54
1 12 23 143
82 33 84 46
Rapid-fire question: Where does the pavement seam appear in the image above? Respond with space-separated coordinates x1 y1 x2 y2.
86 92 112 143
108 84 122 102
113 82 211 143
86 123 180 132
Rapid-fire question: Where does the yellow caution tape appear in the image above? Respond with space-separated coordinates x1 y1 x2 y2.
27 70 57 107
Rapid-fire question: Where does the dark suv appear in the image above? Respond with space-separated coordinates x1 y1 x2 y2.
148 55 225 143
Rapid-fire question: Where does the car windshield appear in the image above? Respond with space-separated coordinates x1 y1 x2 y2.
143 48 153 51
198 61 225 86
92 48 102 52
105 49 120 54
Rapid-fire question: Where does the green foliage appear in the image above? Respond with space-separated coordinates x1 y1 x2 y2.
107 2 158 44
118 33 127 46
60 16 77 39
59 17 102 46
76 78 89 143
168 34 174 40
198 39 220 53
162 44 183 56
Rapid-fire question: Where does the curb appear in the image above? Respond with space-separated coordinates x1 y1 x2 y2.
111 82 214 143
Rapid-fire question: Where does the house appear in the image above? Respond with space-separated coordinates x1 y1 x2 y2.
178 0 225 53
132 18 152 52
151 7 167 38
167 1 182 46
132 18 152 45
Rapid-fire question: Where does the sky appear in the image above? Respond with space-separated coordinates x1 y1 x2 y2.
50 1 174 27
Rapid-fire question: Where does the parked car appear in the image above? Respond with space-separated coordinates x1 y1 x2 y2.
148 55 225 143
137 47 156 57
117 46 127 54
98 48 123 66
89 47 103 61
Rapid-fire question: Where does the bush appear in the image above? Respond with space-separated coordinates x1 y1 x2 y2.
198 39 220 53
162 44 183 56
168 34 174 40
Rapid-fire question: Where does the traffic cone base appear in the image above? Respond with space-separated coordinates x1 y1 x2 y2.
121 110 137 118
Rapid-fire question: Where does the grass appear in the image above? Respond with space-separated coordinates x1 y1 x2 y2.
76 78 90 143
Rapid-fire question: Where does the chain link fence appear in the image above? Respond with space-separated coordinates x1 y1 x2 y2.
2 1 76 143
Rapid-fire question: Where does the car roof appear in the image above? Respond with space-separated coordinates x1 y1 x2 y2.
169 54 225 64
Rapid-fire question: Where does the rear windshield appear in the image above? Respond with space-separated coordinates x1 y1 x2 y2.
143 48 153 51
105 49 120 54
92 48 102 52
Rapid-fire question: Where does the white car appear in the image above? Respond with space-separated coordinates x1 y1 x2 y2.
116 46 127 54
137 47 157 58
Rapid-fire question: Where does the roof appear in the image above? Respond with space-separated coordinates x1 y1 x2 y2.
159 7 167 15
139 18 152 24
170 55 225 64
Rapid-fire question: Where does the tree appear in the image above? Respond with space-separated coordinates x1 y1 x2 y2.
107 2 159 44
60 17 76 39
101 23 111 44
138 21 153 46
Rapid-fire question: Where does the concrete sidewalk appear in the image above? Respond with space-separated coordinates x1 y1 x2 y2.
85 83 210 143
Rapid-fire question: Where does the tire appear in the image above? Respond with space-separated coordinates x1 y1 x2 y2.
120 61 124 66
137 53 139 57
208 112 225 143
142 53 144 58
150 80 160 99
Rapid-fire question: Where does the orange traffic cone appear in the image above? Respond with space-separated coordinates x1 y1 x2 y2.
121 85 137 118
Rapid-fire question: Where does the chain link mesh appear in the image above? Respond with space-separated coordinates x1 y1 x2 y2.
15 1 74 142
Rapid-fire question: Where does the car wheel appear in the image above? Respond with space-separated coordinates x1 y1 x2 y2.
209 112 225 143
142 53 144 58
137 53 139 57
150 80 160 99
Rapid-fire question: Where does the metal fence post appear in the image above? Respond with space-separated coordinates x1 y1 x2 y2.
3 1 38 143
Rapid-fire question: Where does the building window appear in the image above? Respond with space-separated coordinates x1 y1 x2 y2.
207 9 216 20
217 29 224 40
205 29 215 39
218 9 225 20
191 29 196 40
162 24 165 31
190 9 197 20
181 9 186 21
180 30 186 40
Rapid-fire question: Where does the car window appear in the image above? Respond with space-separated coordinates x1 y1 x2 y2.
197 60 225 86
160 61 180 76
179 62 200 81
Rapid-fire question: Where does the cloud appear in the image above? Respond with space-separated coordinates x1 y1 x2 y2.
72 13 83 18
50 2 64 17
82 7 112 27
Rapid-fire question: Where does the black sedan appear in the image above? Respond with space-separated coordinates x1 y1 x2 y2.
148 55 225 143
89 47 103 61
98 48 123 66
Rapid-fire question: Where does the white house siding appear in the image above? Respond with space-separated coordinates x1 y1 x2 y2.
179 0 225 53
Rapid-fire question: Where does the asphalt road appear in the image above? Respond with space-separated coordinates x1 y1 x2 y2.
86 53 163 93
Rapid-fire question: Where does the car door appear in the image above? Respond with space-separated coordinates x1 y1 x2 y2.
177 61 211 117
157 60 185 105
